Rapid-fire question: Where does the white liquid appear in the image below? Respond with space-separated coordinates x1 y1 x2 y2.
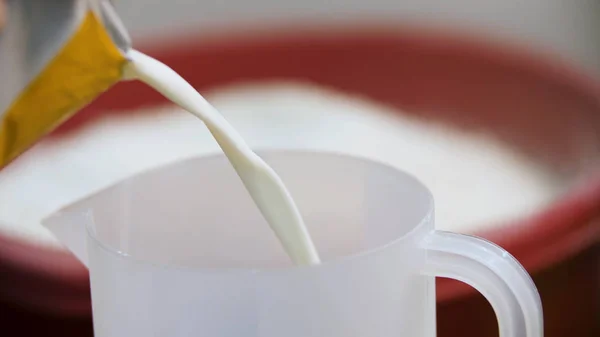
122 50 320 265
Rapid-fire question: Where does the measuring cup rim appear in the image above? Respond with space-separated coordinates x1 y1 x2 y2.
74 149 435 273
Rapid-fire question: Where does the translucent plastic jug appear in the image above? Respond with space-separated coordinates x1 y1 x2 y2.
43 150 543 337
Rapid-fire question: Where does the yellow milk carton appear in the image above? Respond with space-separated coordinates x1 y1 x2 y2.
0 0 131 169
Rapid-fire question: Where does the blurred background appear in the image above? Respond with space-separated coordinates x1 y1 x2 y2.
0 0 599 336
116 0 600 78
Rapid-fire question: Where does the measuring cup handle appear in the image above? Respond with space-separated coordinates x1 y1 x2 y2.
421 230 543 337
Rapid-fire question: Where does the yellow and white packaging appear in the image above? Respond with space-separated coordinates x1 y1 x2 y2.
0 0 131 169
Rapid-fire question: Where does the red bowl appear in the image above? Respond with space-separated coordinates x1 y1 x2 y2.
1 26 599 337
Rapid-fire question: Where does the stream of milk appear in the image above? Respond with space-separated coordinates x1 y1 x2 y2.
123 50 320 266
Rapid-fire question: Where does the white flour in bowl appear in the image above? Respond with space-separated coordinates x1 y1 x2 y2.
0 81 564 248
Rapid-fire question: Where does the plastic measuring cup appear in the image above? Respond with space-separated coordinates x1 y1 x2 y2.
43 150 543 337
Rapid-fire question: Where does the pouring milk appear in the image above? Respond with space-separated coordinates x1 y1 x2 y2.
122 50 320 265
0 0 319 266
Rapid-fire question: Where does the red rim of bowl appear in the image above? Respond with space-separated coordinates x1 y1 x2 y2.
1 25 599 314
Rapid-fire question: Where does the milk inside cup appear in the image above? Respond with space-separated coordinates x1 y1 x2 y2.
0 0 130 169
44 150 543 337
